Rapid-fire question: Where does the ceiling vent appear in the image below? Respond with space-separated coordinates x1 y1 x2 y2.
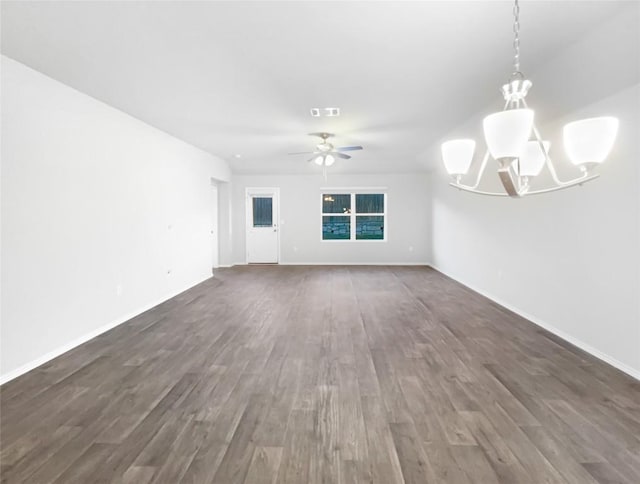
310 107 340 117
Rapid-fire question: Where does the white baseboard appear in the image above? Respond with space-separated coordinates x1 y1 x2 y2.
0 275 212 385
258 261 430 266
429 264 640 381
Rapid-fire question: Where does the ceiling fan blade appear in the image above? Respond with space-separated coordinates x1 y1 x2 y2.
288 151 317 155
333 152 351 160
336 146 363 152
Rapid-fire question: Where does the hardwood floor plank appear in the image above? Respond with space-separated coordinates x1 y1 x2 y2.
276 409 314 484
360 395 405 484
337 362 368 462
52 443 119 484
389 422 438 483
0 425 83 483
210 392 272 484
309 384 340 484
582 461 630 484
421 443 472 484
243 446 283 484
149 419 210 483
450 444 501 484
122 466 156 484
458 410 530 482
520 425 601 484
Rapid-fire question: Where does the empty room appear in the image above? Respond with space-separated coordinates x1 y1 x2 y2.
1 1 639 483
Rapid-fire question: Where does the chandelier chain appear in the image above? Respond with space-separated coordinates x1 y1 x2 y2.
513 0 520 73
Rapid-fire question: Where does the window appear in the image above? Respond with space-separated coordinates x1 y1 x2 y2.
252 197 273 227
321 192 386 241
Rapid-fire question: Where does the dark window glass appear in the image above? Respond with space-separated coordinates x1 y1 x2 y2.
322 194 351 214
322 216 351 240
252 197 273 227
356 194 384 214
356 216 384 240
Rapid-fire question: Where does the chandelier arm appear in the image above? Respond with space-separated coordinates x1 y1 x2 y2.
521 174 600 195
543 155 592 186
450 174 598 198
453 149 491 190
448 183 509 197
542 150 593 186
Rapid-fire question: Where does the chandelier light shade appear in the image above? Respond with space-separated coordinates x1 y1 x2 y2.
442 139 475 176
314 155 323 165
483 109 534 160
441 0 619 197
563 117 619 166
516 141 550 177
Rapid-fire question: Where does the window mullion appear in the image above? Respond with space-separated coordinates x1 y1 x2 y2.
351 193 356 241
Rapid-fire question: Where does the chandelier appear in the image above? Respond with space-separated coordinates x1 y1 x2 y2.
441 0 619 197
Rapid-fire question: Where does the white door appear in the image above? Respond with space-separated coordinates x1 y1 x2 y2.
211 184 219 270
246 188 279 263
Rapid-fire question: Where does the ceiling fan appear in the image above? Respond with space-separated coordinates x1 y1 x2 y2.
288 132 363 167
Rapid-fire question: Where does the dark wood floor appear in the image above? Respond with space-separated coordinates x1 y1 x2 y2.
1 266 639 483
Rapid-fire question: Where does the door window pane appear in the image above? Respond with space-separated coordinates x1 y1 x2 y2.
323 216 351 240
356 216 384 240
252 197 273 227
322 194 351 214
356 194 384 214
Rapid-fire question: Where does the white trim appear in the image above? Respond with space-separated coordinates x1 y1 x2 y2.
320 240 388 243
430 264 640 381
320 186 387 192
210 184 219 269
0 274 212 385
277 262 429 266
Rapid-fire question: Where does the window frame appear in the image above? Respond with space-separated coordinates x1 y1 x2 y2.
320 191 387 242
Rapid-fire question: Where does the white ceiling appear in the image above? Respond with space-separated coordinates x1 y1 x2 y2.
1 1 635 174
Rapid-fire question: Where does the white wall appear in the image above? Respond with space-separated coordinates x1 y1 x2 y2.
430 7 640 380
0 56 231 382
231 173 431 265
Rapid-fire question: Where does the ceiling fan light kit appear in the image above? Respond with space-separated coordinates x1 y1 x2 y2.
315 154 336 166
442 0 619 198
288 132 363 178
